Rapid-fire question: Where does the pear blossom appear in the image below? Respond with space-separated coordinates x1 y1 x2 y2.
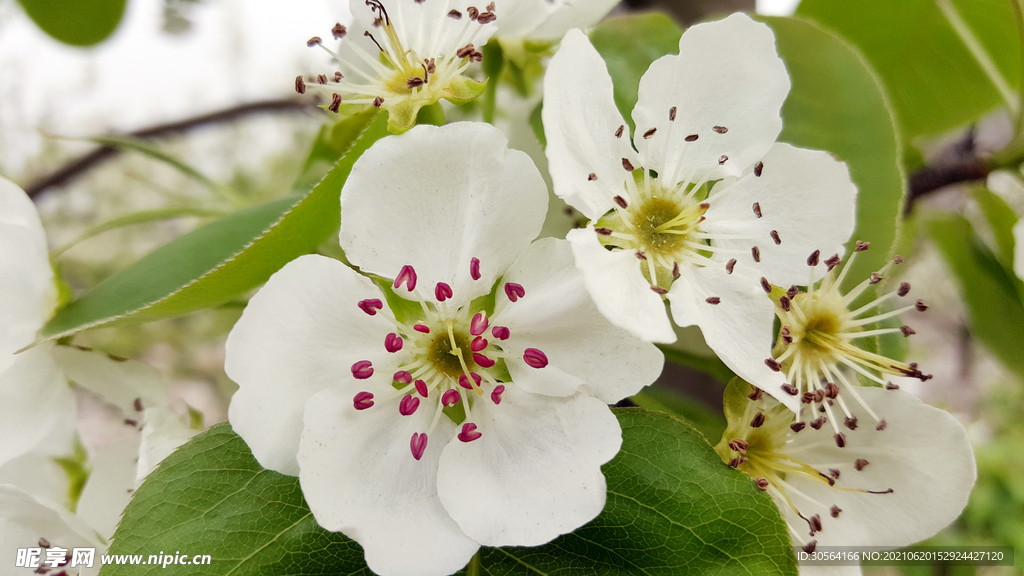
226 122 663 576
715 380 975 574
542 15 857 410
300 0 500 132
766 245 933 443
1 485 103 576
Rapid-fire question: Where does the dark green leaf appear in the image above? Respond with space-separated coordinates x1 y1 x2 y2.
796 0 1021 139
926 214 1024 378
632 386 728 442
973 187 1020 268
17 0 126 46
658 344 735 386
39 110 388 342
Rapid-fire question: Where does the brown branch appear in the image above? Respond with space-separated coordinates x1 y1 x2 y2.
25 99 311 199
906 157 991 211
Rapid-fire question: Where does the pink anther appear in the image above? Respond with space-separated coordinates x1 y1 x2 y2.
471 336 488 352
399 394 420 416
393 370 412 384
473 353 495 368
470 257 481 280
351 360 374 379
523 348 548 369
470 313 489 336
442 389 461 406
458 423 482 442
458 372 482 389
491 384 505 405
358 299 384 316
504 283 526 302
385 333 403 353
353 391 374 410
410 432 428 460
414 324 430 333
414 379 428 397
394 265 418 292
491 326 510 340
435 282 453 302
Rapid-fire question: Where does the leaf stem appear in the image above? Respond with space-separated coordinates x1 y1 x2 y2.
467 550 481 576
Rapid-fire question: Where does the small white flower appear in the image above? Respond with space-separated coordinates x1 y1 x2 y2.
494 0 620 43
716 381 975 570
301 0 499 132
542 15 857 409
226 122 662 576
0 484 103 576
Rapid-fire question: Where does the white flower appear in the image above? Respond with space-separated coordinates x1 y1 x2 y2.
494 0 620 43
542 14 857 410
715 380 975 573
301 0 499 132
226 122 663 576
0 485 103 576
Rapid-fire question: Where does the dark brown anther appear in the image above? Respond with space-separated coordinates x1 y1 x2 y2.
684 134 699 142
457 44 476 58
588 173 598 181
781 326 793 344
754 161 764 177
124 418 139 427
134 398 143 412
844 416 858 430
728 456 747 468
900 325 916 337
407 76 424 89
425 58 436 74
726 259 737 274
755 477 770 490
328 93 342 113
834 432 846 447
818 405 827 413
748 387 763 401
854 458 869 471
781 383 799 396
821 473 835 486
750 412 766 428
635 251 647 260
855 241 870 252
318 74 328 84
672 262 680 279
643 127 657 139
760 277 772 294
869 272 882 284
868 488 895 494
295 75 306 94
729 439 749 453
812 389 825 403
332 23 348 39
467 6 480 19
780 295 791 312
787 285 799 299
595 227 612 236
469 51 483 62
334 71 344 82
712 125 728 133
770 230 781 245
307 36 322 47
448 9 463 18
802 541 817 554
669 106 677 121
915 299 928 312
614 195 628 209
39 538 51 548
802 392 815 405
765 358 782 372
718 155 728 165
751 246 761 263
477 11 496 23
898 282 911 297
487 2 495 11
809 514 823 533
615 124 624 138
810 417 826 430
373 96 384 107
885 381 899 390
651 286 668 295
876 420 887 430
828 468 841 479
830 505 842 518
622 158 635 171
825 253 841 271
807 249 820 267
706 296 721 305
790 421 806 433
824 382 839 399
894 255 904 264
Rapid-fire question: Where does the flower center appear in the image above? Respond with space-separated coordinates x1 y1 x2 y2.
428 329 473 378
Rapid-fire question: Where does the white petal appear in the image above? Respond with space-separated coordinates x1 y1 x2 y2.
0 176 54 371
783 388 975 548
347 0 496 57
225 255 395 476
529 0 621 41
137 406 197 482
567 227 676 343
51 345 167 415
76 436 140 540
666 264 796 411
436 385 620 546
0 453 73 511
0 345 73 467
632 13 789 185
494 238 663 401
542 29 637 222
702 143 857 286
340 122 547 304
1014 219 1024 281
492 0 553 39
299 386 478 576
0 484 101 567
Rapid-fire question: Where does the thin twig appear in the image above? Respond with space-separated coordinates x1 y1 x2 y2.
24 99 311 199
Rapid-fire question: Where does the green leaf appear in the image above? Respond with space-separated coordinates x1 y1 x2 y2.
109 412 795 576
973 186 1020 268
632 386 728 442
590 13 684 136
38 110 389 342
658 344 735 386
796 0 1021 139
52 206 226 258
17 0 126 46
926 214 1024 378
99 423 373 576
765 16 906 296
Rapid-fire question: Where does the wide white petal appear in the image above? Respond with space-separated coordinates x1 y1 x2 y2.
1014 219 1024 281
494 237 663 401
50 345 166 415
299 386 478 576
543 29 637 222
76 437 140 540
529 0 621 41
0 177 54 372
436 385 620 546
226 255 395 476
783 388 975 548
492 0 553 39
0 453 73 512
702 143 857 286
0 345 73 467
0 484 101 569
347 0 497 57
566 227 676 343
666 263 796 411
632 13 788 185
340 122 547 304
